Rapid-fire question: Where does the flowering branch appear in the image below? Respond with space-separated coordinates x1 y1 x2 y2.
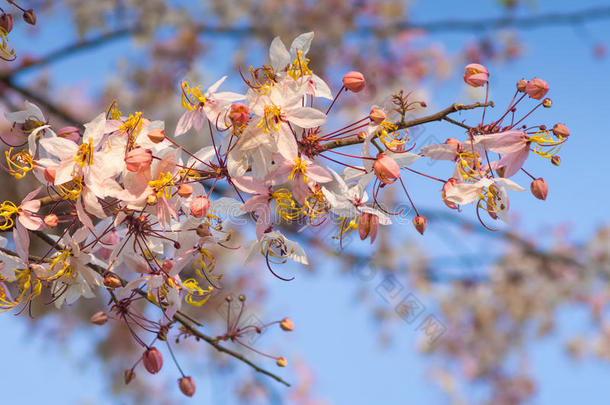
0 32 568 396
29 230 291 387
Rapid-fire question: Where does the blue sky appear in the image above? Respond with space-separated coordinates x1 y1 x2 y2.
1 0 610 403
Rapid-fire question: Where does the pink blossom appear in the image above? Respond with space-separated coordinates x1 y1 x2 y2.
525 78 549 100
463 63 489 87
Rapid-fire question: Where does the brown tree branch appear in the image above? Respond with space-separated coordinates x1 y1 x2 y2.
4 6 610 78
322 101 493 150
0 76 81 126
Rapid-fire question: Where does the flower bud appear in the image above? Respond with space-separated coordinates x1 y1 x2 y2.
542 98 552 108
342 71 366 92
358 212 379 243
189 196 210 218
142 347 163 374
369 108 386 125
228 103 249 127
90 311 108 325
463 63 489 87
551 156 561 166
177 184 193 198
530 178 548 200
43 214 58 227
516 78 528 92
103 274 122 289
552 123 570 138
22 9 36 25
124 148 152 172
179 376 196 397
373 154 401 184
44 166 57 183
357 131 367 140
147 128 165 143
57 126 81 143
0 13 14 34
124 369 136 385
412 215 427 235
280 317 294 332
525 78 549 100
276 356 287 367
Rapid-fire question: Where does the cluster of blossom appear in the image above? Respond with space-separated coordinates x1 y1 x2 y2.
0 0 36 61
0 32 568 393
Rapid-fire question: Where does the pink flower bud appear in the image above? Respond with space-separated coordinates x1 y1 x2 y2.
442 178 458 210
147 128 165 143
179 376 196 397
189 196 210 218
552 123 570 138
373 154 401 184
22 9 36 25
530 178 548 200
43 214 58 227
525 78 549 100
280 317 294 331
0 13 14 33
276 356 287 367
228 103 249 127
125 148 152 172
90 311 108 325
44 166 57 183
542 98 552 108
342 71 366 92
124 369 136 385
142 347 163 374
369 108 386 125
463 63 489 87
177 184 193 198
412 216 427 235
57 126 81 143
358 212 379 243
516 79 528 92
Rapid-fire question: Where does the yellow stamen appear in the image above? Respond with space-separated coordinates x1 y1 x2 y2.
287 50 313 80
148 172 175 199
74 138 94 167
193 248 223 283
456 151 482 183
5 148 34 179
272 188 303 221
260 236 294 263
530 130 564 159
376 121 408 150
181 81 206 111
119 112 144 136
257 104 283 133
0 27 16 61
44 250 72 281
289 157 308 182
183 278 214 307
0 201 19 230
57 176 83 200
